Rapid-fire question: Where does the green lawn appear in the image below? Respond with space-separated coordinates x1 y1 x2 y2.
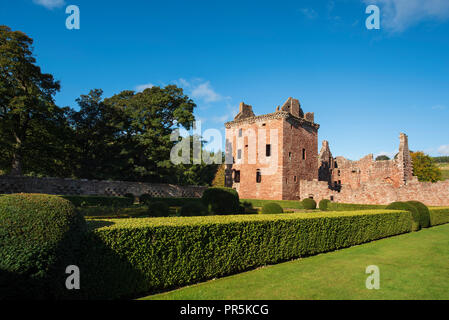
142 223 449 300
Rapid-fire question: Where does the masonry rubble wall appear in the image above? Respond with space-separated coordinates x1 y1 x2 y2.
299 178 449 207
0 176 206 198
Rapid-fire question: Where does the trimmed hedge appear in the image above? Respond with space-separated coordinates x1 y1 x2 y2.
319 199 331 211
241 199 304 209
151 197 202 207
0 194 86 299
261 203 284 214
407 201 431 228
139 194 152 205
327 203 387 211
202 187 240 215
386 202 421 231
62 195 133 208
147 201 170 217
67 209 412 299
429 207 449 226
180 202 209 217
302 198 317 210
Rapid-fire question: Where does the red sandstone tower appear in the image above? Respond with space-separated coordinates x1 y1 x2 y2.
225 97 319 200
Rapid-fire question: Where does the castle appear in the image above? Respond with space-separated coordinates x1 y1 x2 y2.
225 97 449 206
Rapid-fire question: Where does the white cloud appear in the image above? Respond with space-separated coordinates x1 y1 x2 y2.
432 104 447 110
178 79 226 103
438 145 449 155
364 0 449 33
299 8 318 19
33 0 66 9
135 83 154 92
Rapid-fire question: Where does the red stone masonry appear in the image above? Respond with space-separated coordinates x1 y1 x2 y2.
225 98 319 200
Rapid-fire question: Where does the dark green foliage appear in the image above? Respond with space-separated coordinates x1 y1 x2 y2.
0 194 86 299
147 201 169 217
428 207 449 226
139 193 152 205
151 197 202 207
386 202 421 231
327 203 387 211
180 202 209 217
202 187 240 215
69 210 412 299
124 193 135 203
61 195 133 208
406 201 431 228
261 203 284 214
433 156 449 163
375 155 390 161
319 199 331 211
302 198 317 210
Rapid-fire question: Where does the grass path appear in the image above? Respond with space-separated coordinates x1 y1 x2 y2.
142 223 449 300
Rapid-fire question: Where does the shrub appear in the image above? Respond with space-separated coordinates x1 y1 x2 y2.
428 207 449 226
327 203 387 211
241 199 304 209
261 203 284 214
0 194 86 299
319 199 331 211
406 201 430 228
69 209 412 299
124 193 135 203
386 202 421 231
151 197 202 207
139 193 152 205
202 187 240 215
62 195 133 208
147 201 169 217
180 202 209 217
302 198 317 210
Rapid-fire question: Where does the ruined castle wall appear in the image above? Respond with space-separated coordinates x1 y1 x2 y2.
300 179 449 207
282 118 318 200
0 176 206 198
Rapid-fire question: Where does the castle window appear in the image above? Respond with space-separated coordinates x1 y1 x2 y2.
237 149 242 159
238 128 242 137
289 152 292 161
338 170 341 176
294 176 297 182
330 196 334 201
266 144 271 157
256 169 262 183
234 170 240 183
302 148 306 160
262 123 266 127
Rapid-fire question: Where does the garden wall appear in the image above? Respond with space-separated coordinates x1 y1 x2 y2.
0 176 206 198
300 178 449 207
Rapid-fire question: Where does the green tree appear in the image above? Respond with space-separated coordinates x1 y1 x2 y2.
376 155 390 161
0 26 62 176
411 152 442 182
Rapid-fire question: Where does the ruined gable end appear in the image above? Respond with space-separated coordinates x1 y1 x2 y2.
281 97 304 118
234 102 255 120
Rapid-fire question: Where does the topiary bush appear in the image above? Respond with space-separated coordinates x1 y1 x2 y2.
139 193 152 205
406 201 430 228
429 207 449 226
302 198 317 210
261 202 284 214
180 201 209 217
319 199 331 211
201 187 240 215
124 193 135 203
147 201 170 217
0 194 86 299
386 201 421 231
62 195 133 207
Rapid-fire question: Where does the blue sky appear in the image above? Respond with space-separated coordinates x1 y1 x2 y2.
1 0 449 159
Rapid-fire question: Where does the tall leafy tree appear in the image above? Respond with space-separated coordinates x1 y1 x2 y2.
0 26 62 176
411 152 442 182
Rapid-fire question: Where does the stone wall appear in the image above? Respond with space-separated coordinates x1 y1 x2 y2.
299 178 449 207
0 176 206 198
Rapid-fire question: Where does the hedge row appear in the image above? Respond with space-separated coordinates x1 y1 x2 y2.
429 207 449 226
241 199 304 209
66 209 412 299
61 195 133 208
326 203 387 211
